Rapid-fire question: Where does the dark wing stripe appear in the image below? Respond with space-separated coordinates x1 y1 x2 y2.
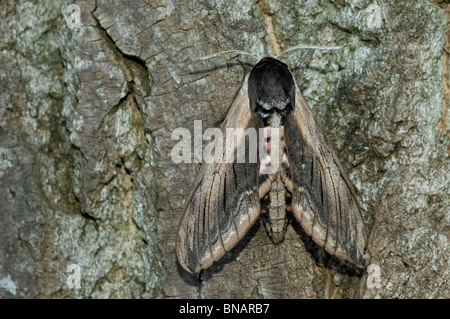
217 165 227 256
207 172 217 262
231 166 242 240
319 167 324 207
194 184 202 268
331 172 343 257
318 165 331 250
317 148 335 252
349 189 359 260
213 168 226 260
232 162 238 190
310 153 319 242
241 162 251 235
243 140 256 231
201 173 213 268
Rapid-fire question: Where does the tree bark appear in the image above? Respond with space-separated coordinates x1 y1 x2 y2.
0 0 448 298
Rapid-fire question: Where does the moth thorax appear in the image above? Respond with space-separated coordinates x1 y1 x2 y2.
266 111 283 128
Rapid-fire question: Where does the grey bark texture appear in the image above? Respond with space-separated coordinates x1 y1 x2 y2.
0 0 448 298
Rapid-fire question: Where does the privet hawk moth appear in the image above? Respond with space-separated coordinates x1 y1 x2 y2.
176 53 369 274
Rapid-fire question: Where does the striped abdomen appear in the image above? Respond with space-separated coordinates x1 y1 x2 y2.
259 114 291 243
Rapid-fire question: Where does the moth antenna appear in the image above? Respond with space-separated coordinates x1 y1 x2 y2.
192 50 259 62
276 44 344 58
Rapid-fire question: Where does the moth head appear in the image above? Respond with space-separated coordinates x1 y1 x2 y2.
193 45 343 121
248 57 296 120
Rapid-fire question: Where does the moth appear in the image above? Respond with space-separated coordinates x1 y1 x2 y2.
177 49 368 274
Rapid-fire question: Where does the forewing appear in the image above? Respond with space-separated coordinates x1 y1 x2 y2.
284 87 368 268
176 76 262 274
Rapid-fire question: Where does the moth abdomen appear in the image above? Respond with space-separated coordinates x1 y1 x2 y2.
260 174 291 244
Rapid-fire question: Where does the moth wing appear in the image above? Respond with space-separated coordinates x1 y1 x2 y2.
176 75 262 274
284 87 368 268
